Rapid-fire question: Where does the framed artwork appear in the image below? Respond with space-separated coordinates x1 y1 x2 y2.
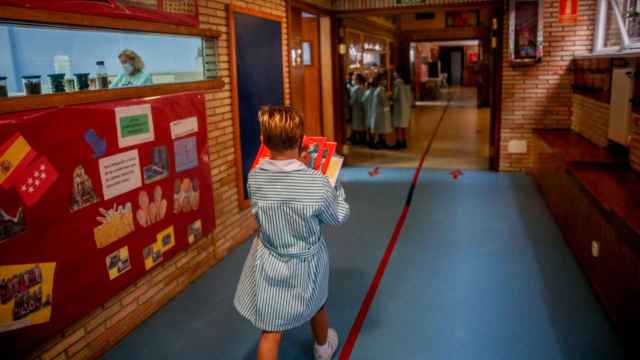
509 0 544 65
445 11 479 28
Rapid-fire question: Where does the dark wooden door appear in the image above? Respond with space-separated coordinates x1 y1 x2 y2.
289 6 305 116
489 8 503 171
302 14 322 136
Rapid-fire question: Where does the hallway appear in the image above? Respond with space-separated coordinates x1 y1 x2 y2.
103 168 623 360
346 87 490 170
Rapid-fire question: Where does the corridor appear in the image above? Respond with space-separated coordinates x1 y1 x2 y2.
346 87 490 170
103 167 623 359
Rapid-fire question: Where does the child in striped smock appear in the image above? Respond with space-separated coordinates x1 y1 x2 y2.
234 107 350 360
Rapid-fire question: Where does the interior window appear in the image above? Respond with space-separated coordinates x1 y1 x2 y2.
596 0 640 52
0 23 216 97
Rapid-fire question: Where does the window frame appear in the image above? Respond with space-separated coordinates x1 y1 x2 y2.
0 5 223 114
594 0 640 54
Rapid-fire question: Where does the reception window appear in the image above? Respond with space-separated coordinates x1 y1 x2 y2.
0 22 218 97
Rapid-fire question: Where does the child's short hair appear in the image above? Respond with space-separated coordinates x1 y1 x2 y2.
258 106 304 152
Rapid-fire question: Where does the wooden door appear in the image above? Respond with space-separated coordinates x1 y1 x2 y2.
289 6 305 115
302 14 322 136
489 7 503 171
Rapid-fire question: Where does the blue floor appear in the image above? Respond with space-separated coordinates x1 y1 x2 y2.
103 167 623 359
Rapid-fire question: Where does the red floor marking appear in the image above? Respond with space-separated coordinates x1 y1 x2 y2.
339 101 451 359
338 206 410 360
449 169 464 180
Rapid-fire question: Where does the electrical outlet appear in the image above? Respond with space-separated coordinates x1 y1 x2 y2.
591 241 600 258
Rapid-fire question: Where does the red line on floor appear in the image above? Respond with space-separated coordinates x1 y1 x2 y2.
339 101 450 359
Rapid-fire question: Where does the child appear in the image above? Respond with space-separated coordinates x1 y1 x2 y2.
392 67 412 149
349 73 366 145
361 77 376 149
370 74 393 149
234 107 350 360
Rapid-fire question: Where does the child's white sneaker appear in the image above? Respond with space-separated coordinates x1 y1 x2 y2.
313 328 339 360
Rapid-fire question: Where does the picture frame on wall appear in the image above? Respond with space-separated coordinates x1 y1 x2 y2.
445 10 479 28
509 0 544 65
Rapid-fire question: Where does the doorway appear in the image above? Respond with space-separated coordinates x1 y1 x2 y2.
229 6 285 207
337 7 502 171
289 6 334 138
440 46 464 86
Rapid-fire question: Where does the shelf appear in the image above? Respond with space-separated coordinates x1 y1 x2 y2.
0 79 225 115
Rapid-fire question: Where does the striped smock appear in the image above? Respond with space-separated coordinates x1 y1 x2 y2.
234 159 350 331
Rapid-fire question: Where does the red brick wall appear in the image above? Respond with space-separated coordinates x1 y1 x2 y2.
500 0 596 171
30 1 289 359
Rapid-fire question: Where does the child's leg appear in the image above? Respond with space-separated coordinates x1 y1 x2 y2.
310 306 329 345
257 331 283 360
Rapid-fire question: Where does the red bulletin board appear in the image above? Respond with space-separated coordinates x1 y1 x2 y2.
0 0 200 27
0 91 214 356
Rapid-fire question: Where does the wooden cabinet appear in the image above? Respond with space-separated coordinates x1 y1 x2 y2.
532 130 640 354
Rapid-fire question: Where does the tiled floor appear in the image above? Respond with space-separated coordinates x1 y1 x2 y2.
345 86 490 170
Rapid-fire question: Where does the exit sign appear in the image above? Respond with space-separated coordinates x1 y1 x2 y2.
396 0 427 4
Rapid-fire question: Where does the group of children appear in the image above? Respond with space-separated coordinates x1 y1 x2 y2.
347 67 413 150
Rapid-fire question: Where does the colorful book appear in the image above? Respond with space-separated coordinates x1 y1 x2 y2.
325 155 344 186
251 136 342 185
251 144 272 170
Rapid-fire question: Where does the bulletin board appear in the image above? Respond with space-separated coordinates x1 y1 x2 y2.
0 0 199 27
0 91 214 356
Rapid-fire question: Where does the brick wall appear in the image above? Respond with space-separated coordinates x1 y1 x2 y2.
29 1 289 359
571 94 610 147
499 0 596 171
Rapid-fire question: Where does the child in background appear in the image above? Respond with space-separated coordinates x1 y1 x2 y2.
392 67 413 149
370 74 393 149
349 73 366 145
234 107 350 360
361 77 376 149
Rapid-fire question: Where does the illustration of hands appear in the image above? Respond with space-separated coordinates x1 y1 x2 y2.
136 185 168 227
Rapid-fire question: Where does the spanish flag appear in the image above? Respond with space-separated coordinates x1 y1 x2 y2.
0 133 36 189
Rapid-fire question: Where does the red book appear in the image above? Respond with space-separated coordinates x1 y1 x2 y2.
15 156 59 207
251 144 272 170
320 142 337 174
302 136 327 170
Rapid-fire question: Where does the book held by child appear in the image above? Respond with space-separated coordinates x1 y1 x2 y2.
251 135 343 186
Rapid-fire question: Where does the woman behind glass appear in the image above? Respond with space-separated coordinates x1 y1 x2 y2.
111 49 153 88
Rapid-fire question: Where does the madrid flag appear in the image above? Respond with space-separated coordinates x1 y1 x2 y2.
15 156 59 207
0 133 36 189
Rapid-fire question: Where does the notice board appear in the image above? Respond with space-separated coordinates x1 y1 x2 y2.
0 92 214 355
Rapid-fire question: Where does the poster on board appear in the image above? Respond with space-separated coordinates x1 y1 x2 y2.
98 149 143 200
0 263 56 333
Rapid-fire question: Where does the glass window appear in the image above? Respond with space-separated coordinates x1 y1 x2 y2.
595 0 640 52
0 22 217 98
